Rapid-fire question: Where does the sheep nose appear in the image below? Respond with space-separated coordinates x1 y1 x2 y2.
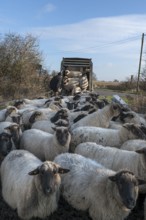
126 198 135 209
45 187 52 195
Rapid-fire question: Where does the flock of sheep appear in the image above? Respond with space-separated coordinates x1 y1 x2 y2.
0 91 146 220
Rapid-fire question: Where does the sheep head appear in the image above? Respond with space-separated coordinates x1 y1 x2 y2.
109 170 140 210
52 126 71 147
28 161 70 195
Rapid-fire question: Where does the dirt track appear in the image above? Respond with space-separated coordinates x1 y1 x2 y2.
95 88 138 98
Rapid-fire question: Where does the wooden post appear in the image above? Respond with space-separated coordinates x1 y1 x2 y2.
136 33 145 93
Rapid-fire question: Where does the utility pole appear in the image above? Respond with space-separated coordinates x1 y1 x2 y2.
136 33 145 93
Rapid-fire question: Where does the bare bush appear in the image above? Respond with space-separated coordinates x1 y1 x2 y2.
0 33 48 99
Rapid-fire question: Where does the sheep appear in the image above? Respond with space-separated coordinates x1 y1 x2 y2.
73 112 88 123
0 122 22 149
121 139 146 151
67 110 89 126
73 102 96 112
54 152 141 220
79 73 88 91
0 149 70 219
109 120 123 129
28 111 48 125
75 142 146 190
71 102 122 130
20 127 71 161
43 100 62 111
0 106 18 122
65 70 82 78
13 100 26 109
109 109 146 129
70 123 146 152
26 108 69 131
23 97 48 107
0 132 13 163
49 108 69 123
119 110 146 126
20 109 43 129
62 80 77 96
5 112 23 125
13 98 49 109
31 118 69 134
21 108 54 129
65 100 79 110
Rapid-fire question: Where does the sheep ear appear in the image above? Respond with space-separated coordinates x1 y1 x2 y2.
108 175 117 182
58 167 70 174
28 167 40 175
4 126 11 132
136 148 146 155
123 123 131 129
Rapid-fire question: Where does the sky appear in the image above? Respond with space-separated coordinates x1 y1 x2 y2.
0 0 146 81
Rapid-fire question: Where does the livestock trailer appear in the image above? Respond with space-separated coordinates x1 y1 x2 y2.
60 57 93 91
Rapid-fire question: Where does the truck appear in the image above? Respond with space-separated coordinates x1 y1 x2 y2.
60 57 93 92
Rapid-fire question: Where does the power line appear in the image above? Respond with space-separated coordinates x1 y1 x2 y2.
48 34 141 55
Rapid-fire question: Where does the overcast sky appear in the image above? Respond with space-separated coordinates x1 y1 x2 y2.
0 0 146 81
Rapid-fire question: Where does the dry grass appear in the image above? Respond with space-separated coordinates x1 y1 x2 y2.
93 80 120 87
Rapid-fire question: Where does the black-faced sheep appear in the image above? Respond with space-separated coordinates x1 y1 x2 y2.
0 122 22 149
70 123 146 152
75 142 146 193
20 127 71 161
0 106 18 122
71 102 122 130
1 149 69 219
31 118 69 134
0 132 13 162
54 152 141 220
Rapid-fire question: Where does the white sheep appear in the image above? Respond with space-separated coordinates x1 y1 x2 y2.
75 142 146 185
54 152 140 220
0 149 69 219
108 120 123 129
20 109 45 129
70 123 146 152
20 108 55 129
31 118 69 134
20 127 71 161
23 98 49 107
71 102 122 130
120 139 146 151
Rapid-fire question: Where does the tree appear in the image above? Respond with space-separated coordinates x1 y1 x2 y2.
0 33 44 99
92 72 98 81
